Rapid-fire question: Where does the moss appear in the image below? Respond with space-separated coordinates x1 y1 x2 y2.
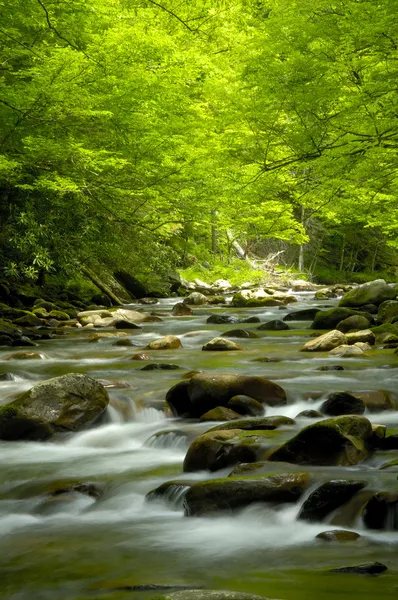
48 310 70 321
32 307 49 317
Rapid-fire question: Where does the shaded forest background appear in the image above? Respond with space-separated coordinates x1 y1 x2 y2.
1 0 398 297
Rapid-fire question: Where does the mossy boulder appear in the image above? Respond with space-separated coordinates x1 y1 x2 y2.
172 302 193 316
269 415 373 466
13 312 43 327
183 429 278 472
336 315 371 333
311 308 373 330
32 307 49 318
232 290 286 307
0 319 21 338
48 310 70 321
377 300 398 323
206 314 239 325
0 373 109 441
339 279 396 308
182 292 208 305
199 407 241 422
345 330 375 345
33 299 61 312
208 416 295 432
184 472 310 515
298 480 366 522
300 330 346 352
227 395 264 417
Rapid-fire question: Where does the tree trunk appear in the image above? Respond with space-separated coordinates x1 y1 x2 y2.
81 266 123 305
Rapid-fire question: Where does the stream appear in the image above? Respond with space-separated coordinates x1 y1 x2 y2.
0 293 397 600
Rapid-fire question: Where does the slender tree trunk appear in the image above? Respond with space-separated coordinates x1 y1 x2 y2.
298 205 305 272
226 230 257 268
81 266 122 305
211 211 217 255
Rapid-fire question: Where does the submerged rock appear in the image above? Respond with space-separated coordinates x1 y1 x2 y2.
328 345 364 357
0 373 109 441
222 329 258 339
316 530 361 542
269 415 373 466
330 562 387 575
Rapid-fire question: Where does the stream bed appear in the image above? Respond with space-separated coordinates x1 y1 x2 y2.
0 294 397 600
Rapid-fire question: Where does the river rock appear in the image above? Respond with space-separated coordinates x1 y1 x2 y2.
298 480 366 522
328 344 364 357
314 288 337 300
378 434 398 450
206 314 239 324
362 492 398 530
189 372 287 415
202 337 243 351
283 308 320 321
336 315 371 333
184 472 310 515
183 429 276 472
321 392 366 416
199 407 241 422
316 530 361 542
222 329 258 339
227 395 265 416
172 302 193 316
166 374 287 419
114 320 142 329
296 410 323 418
330 562 387 575
183 292 208 305
257 320 289 331
0 373 109 441
339 279 396 308
269 415 373 466
13 313 43 327
5 351 48 360
232 290 283 307
146 480 194 508
300 330 346 352
146 335 182 350
377 299 398 323
311 308 373 330
209 416 295 432
140 363 180 371
345 330 375 345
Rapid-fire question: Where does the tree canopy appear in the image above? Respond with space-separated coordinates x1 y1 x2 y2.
1 0 397 286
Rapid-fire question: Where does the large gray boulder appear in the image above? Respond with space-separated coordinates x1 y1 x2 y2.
339 279 395 308
0 373 109 441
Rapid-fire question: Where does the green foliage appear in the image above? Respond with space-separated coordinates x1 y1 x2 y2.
0 0 397 287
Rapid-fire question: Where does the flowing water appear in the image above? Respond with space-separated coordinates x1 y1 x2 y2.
0 295 397 600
